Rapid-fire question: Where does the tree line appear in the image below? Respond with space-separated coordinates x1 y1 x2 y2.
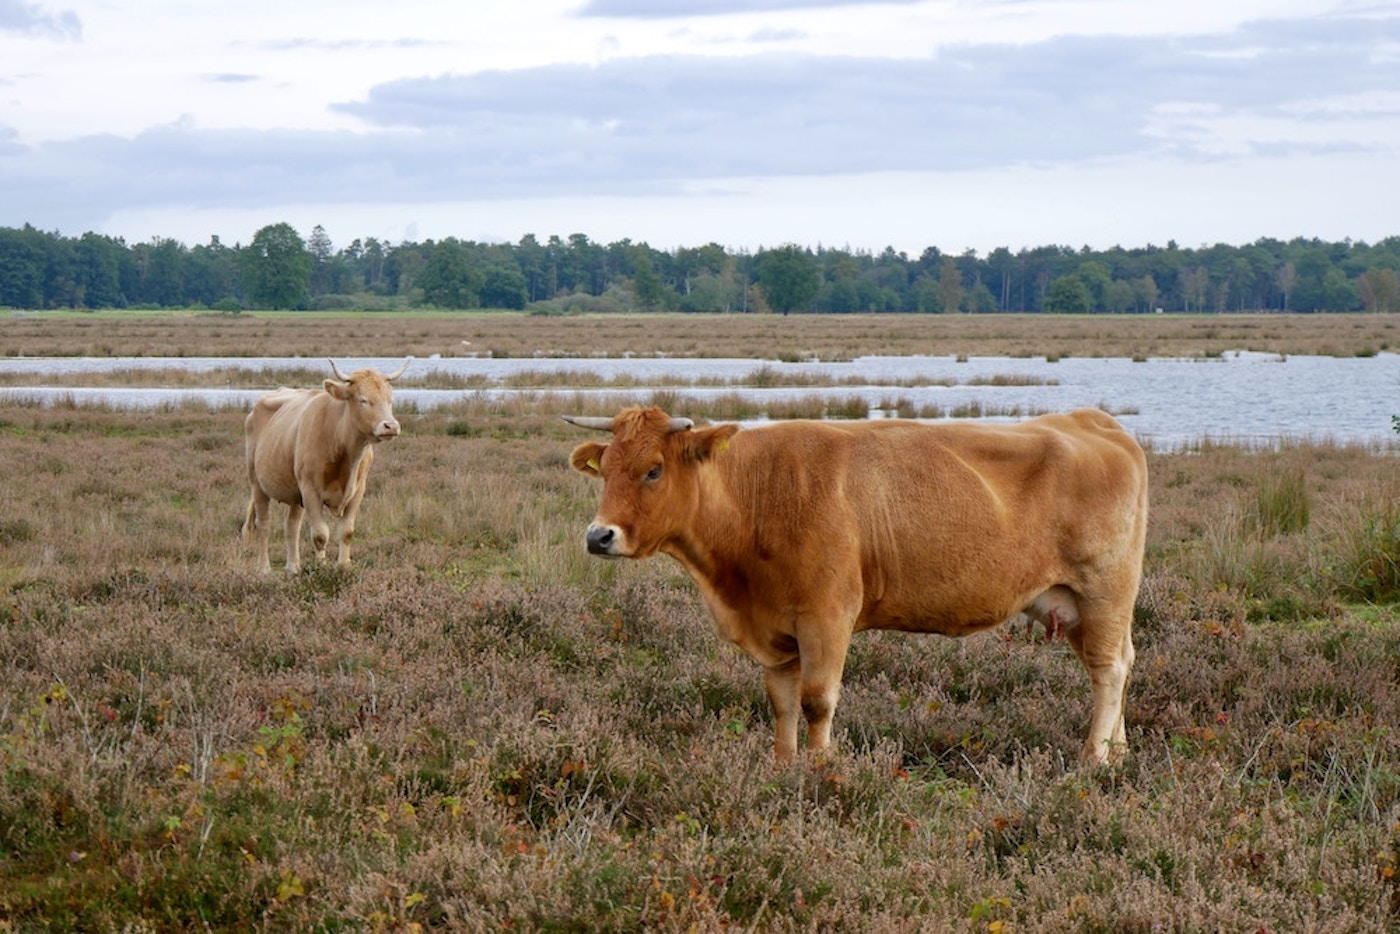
1 221 1398 315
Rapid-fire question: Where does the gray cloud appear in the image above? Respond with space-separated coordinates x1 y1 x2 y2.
1 13 1395 232
332 17 1397 168
0 0 80 39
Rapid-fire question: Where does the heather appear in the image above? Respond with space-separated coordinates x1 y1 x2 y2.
1 312 1398 931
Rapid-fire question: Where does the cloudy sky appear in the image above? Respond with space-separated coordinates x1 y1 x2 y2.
2 0 1397 256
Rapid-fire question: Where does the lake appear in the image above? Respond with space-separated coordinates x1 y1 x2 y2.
2 351 1397 450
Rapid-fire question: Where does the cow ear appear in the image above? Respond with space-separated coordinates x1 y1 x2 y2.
570 441 607 477
323 378 352 399
684 423 740 463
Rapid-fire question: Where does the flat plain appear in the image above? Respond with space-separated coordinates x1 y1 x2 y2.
4 308 1399 361
1 311 1397 931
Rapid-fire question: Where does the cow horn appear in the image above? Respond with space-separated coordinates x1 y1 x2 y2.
385 356 412 381
562 414 694 432
328 358 350 382
562 415 615 432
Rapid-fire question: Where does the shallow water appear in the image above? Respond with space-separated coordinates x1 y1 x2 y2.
2 351 1397 450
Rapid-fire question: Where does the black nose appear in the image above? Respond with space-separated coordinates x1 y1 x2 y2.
586 526 615 555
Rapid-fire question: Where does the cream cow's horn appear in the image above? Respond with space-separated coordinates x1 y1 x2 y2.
562 415 615 432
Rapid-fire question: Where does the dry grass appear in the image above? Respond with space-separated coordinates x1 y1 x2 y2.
1 315 1399 931
4 308 1399 361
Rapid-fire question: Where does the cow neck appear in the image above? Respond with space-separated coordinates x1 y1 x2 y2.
659 458 744 582
327 394 373 459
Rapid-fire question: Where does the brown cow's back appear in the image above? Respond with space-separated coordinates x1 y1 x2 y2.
703 412 1142 636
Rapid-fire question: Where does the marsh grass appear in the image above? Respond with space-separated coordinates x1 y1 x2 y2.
0 362 1048 396
4 309 1398 361
1 316 1399 930
1250 467 1312 539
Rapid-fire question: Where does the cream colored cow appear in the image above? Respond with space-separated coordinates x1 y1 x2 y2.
243 358 408 573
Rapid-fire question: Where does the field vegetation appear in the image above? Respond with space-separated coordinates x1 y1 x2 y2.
1 312 1398 931
3 308 1399 362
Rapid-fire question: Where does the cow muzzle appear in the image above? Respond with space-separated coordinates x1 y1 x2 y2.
585 522 624 557
376 419 401 440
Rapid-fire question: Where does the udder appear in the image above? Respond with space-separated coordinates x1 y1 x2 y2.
1025 586 1080 642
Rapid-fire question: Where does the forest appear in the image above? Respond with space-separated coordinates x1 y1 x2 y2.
1 220 1398 316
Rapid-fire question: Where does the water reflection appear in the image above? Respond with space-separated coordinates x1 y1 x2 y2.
2 352 1396 450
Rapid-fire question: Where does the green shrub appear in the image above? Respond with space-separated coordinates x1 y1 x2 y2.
1334 505 1400 604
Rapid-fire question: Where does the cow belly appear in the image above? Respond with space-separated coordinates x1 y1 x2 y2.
860 573 1067 638
251 454 303 506
860 604 1016 638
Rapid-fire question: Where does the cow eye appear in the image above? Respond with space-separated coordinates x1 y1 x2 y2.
644 464 664 483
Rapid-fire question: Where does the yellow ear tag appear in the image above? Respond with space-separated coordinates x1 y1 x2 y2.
716 438 730 453
587 457 601 472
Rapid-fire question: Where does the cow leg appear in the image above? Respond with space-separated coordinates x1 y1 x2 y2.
764 625 853 765
1066 595 1136 766
332 506 359 567
334 461 372 567
796 622 852 758
334 515 355 567
284 502 305 574
308 508 332 564
764 663 802 765
244 488 273 574
296 481 333 566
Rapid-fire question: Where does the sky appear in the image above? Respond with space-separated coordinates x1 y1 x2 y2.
1 0 1398 257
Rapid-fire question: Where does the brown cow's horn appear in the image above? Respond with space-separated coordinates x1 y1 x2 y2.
328 358 350 382
385 357 412 381
667 417 694 432
562 415 615 431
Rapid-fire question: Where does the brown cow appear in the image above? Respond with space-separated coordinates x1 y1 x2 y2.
566 406 1148 767
243 358 409 573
